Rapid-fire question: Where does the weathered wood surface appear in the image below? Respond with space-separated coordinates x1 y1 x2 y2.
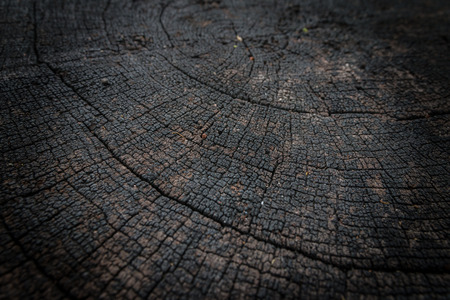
1 0 449 298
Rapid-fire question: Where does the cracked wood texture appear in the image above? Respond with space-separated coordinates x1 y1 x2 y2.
1 0 449 298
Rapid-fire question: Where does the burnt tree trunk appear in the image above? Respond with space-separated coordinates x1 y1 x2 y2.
1 0 449 298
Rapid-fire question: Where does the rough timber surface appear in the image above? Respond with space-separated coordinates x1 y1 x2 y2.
1 0 449 298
